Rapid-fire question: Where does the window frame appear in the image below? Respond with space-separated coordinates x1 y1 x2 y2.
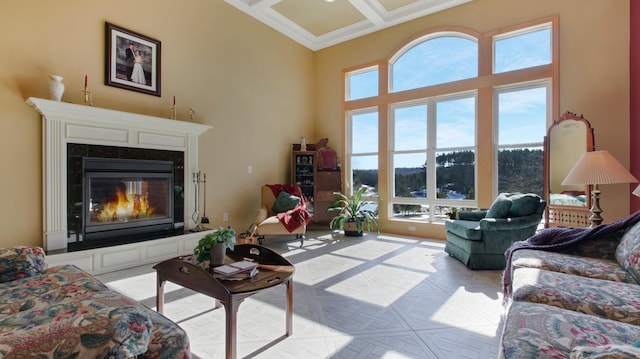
493 80 552 196
493 22 553 74
345 65 379 101
342 16 558 227
389 91 478 208
346 107 380 197
389 32 479 93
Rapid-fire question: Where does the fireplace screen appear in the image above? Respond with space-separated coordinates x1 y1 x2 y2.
83 158 174 241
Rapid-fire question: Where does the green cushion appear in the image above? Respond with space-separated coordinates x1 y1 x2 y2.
456 210 488 221
486 194 512 218
507 193 541 217
445 220 482 240
271 191 301 213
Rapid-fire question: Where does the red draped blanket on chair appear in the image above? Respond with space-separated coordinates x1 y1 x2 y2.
266 184 312 233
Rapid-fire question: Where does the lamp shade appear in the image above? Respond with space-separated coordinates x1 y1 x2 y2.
562 150 638 185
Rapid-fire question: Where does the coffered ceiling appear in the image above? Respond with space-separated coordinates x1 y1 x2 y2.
224 0 473 51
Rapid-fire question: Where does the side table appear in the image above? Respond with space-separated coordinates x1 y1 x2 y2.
153 244 294 359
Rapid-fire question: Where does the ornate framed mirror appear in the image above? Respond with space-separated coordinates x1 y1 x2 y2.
544 111 595 227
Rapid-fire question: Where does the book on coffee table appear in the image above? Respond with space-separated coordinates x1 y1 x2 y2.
214 267 259 280
213 260 259 280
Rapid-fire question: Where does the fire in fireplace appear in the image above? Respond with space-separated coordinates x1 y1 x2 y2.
82 157 175 242
90 180 159 224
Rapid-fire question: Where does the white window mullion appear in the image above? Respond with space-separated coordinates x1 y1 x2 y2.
426 99 437 202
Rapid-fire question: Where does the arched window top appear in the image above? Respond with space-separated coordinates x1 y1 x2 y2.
390 32 478 93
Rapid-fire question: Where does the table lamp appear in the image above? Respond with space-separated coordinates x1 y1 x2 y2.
562 150 638 227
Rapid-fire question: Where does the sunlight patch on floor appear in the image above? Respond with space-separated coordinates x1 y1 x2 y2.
429 288 498 329
292 254 364 286
326 264 429 306
383 246 442 273
331 239 405 261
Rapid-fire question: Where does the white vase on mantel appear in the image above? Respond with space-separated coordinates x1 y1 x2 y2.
48 75 65 102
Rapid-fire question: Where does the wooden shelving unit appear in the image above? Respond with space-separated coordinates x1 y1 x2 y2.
291 143 342 224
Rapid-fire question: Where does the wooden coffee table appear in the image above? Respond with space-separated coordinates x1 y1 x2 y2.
153 244 294 359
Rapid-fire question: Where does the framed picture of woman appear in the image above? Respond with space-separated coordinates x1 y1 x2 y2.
105 22 161 96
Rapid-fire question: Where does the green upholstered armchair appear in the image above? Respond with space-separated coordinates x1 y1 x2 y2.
444 193 546 269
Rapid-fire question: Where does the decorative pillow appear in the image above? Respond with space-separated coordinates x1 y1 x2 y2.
271 191 301 213
0 246 46 283
486 194 512 218
616 221 640 282
507 193 541 217
570 344 640 359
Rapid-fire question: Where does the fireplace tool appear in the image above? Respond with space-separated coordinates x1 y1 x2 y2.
190 171 202 232
200 172 210 225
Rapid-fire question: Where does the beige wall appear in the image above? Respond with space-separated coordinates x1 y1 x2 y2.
0 0 631 248
315 0 630 237
0 0 314 247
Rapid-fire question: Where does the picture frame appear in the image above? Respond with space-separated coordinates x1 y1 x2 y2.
105 22 161 96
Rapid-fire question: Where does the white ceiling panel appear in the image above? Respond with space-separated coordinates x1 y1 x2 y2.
224 0 473 51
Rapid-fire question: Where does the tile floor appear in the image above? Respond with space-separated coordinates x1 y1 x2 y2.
96 230 505 358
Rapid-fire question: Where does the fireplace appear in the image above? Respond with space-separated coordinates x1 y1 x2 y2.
67 144 185 251
28 97 211 253
83 157 175 241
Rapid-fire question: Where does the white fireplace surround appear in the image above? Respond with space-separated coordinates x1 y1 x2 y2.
28 98 213 274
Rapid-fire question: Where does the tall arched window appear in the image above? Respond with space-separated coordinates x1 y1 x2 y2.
344 17 557 226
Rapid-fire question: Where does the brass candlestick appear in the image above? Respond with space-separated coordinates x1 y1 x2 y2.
169 104 177 120
82 87 93 106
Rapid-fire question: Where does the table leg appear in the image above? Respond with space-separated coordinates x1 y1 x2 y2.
224 296 240 359
156 274 165 314
286 279 293 336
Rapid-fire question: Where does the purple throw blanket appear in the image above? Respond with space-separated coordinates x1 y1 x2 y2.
502 211 640 299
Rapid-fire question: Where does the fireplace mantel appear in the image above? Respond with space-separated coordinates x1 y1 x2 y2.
27 98 212 252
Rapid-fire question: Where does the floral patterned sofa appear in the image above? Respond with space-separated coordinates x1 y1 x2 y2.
0 246 190 358
500 212 640 358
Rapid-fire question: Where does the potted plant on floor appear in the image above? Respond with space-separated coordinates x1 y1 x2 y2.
328 187 378 237
193 226 236 268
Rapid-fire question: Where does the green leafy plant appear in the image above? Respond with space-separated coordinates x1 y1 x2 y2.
328 187 379 234
193 226 236 262
445 207 458 220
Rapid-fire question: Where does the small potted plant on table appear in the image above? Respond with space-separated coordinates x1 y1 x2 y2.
328 187 378 237
193 226 236 268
